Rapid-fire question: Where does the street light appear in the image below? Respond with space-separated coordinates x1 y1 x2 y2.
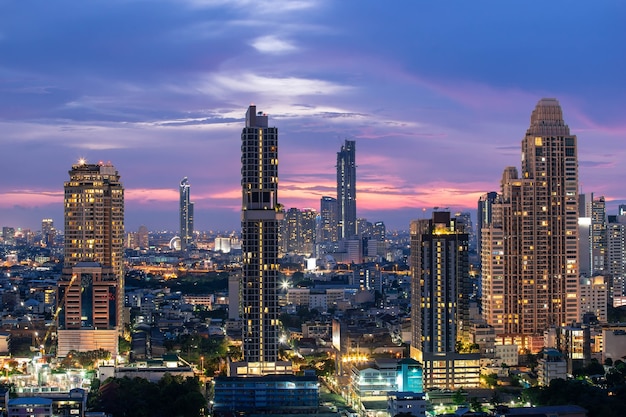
200 356 204 375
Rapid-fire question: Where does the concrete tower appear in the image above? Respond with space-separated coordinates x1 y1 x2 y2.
481 99 579 351
337 140 356 240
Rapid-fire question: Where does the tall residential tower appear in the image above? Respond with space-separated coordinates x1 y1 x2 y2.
57 160 124 357
481 99 579 351
410 211 479 389
238 105 289 374
337 140 356 240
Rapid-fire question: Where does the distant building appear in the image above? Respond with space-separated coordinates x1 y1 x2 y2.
2 227 15 246
179 177 194 251
41 219 55 248
337 140 357 240
319 196 338 243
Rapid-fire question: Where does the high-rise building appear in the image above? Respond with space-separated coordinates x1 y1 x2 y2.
607 215 626 305
136 225 149 249
477 193 497 258
179 177 194 251
41 219 55 247
337 140 356 240
319 196 338 243
57 160 124 357
481 99 579 351
239 105 287 372
2 227 15 246
410 211 479 389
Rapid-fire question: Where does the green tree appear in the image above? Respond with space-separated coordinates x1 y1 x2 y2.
452 388 466 406
469 396 483 412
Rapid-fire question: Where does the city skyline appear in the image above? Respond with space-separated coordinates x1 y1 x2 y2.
1 1 625 232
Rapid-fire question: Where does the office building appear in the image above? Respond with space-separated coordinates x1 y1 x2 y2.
337 139 356 240
481 99 579 350
239 105 285 371
57 160 124 357
410 211 479 389
179 177 194 251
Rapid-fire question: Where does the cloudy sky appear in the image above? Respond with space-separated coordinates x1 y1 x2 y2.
1 0 625 232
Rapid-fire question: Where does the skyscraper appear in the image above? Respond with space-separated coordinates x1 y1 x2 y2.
57 160 124 357
410 211 479 388
477 192 497 258
41 218 55 247
337 140 356 240
240 105 285 371
319 196 338 243
179 177 194 251
481 99 579 351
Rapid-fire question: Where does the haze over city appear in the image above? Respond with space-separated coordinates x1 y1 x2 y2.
1 1 625 232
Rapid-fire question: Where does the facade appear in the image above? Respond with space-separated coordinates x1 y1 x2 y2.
179 177 194 251
57 263 118 357
481 99 579 348
240 105 283 367
58 161 124 355
337 139 356 240
410 211 479 388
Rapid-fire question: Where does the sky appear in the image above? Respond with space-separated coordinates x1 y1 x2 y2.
1 0 625 233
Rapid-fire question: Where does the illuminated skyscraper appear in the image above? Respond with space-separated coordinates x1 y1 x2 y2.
481 99 579 351
240 105 285 369
41 218 55 247
179 177 194 251
319 196 338 243
337 140 356 240
410 211 478 388
57 160 124 357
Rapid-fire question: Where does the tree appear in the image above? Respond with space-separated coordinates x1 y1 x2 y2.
452 388 466 406
469 396 483 413
481 373 498 388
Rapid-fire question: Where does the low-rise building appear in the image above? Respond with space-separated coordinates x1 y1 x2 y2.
213 374 319 415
